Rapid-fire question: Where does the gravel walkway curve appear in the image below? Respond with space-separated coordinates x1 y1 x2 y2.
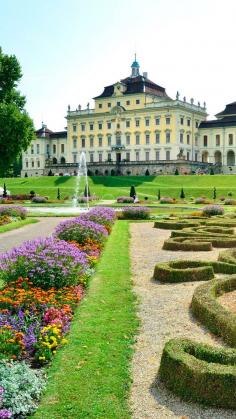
0 217 68 253
130 222 236 419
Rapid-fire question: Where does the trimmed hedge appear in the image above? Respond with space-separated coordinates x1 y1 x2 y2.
219 249 236 265
154 220 200 230
191 275 236 346
162 237 212 251
170 231 236 248
153 260 236 283
159 338 236 409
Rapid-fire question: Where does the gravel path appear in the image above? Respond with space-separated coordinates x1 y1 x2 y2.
0 217 68 253
129 222 236 419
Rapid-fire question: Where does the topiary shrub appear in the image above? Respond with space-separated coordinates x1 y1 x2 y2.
202 205 224 216
219 249 236 265
153 260 214 282
162 237 213 251
159 338 236 409
191 275 236 347
154 220 200 230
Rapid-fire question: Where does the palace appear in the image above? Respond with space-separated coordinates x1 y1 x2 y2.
21 58 236 176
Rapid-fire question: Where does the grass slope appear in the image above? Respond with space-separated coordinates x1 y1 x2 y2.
1 175 236 200
0 218 38 234
33 221 138 419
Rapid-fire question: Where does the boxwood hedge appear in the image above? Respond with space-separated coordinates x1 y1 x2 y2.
162 237 212 251
154 220 200 230
159 338 236 409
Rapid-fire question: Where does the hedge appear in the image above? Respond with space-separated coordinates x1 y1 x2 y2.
159 338 236 409
153 260 236 283
219 249 236 265
153 220 200 230
191 275 236 347
162 237 212 251
170 232 236 248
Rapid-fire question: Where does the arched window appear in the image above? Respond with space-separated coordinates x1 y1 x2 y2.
53 157 57 164
61 157 66 164
202 151 209 163
214 151 222 164
227 150 235 166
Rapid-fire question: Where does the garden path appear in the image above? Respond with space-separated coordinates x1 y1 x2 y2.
0 217 68 253
130 222 235 419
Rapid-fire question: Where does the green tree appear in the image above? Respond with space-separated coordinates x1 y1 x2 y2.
145 169 150 176
213 187 216 200
3 183 7 198
0 48 35 176
180 188 185 199
84 185 91 197
158 189 161 200
57 188 61 200
174 168 179 175
130 185 136 198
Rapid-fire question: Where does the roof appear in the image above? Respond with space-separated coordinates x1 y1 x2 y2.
199 116 236 129
216 101 236 118
94 75 170 99
50 131 67 139
36 127 67 139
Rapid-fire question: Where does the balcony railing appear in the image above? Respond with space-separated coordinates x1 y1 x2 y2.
111 145 125 151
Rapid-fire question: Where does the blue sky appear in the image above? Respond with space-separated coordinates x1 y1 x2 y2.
1 0 236 130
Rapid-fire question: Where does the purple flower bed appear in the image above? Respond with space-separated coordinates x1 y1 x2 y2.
80 207 116 228
0 206 27 220
160 197 174 204
0 237 88 289
117 196 134 203
77 195 98 203
121 206 150 219
31 196 47 203
202 204 224 216
55 217 108 245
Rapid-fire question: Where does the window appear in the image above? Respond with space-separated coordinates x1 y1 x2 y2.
36 144 40 154
136 99 140 104
117 123 120 129
53 144 56 153
107 122 111 129
73 138 77 148
98 122 103 130
116 135 121 146
195 121 199 128
187 119 191 127
155 132 160 144
166 132 170 143
135 134 140 145
145 119 150 127
180 117 184 125
32 161 34 168
26 161 28 168
187 151 190 160
73 124 77 133
108 103 111 108
117 101 120 106
166 117 170 125
180 133 184 143
99 153 102 162
98 137 102 147
216 134 220 146
73 154 77 163
126 152 130 161
166 150 170 160
61 144 65 153
126 100 130 105
107 136 111 146
136 151 140 161
90 137 94 148
229 134 233 145
82 138 85 148
195 136 198 146
90 154 94 163
126 135 130 145
156 151 160 160
98 103 102 109
31 146 34 154
195 152 198 161
203 135 208 147
145 134 150 145
46 144 50 154
126 120 130 128
155 117 160 125
135 119 140 127
187 134 190 145
145 151 149 161
89 123 94 131
81 123 85 132
37 160 40 168
107 153 111 162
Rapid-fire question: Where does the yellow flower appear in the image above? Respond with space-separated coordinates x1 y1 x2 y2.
39 356 45 361
61 338 68 345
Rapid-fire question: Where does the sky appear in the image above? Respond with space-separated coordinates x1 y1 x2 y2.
1 0 236 131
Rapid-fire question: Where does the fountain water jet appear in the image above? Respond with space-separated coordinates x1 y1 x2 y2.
73 151 89 211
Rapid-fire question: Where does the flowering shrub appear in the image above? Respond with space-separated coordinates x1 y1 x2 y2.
117 196 134 203
202 205 224 216
34 324 67 363
0 238 88 289
0 216 11 226
160 197 174 204
0 206 27 220
31 196 47 203
121 206 150 219
195 197 210 204
80 207 116 233
55 218 108 246
0 361 46 417
77 195 98 203
69 239 101 260
224 199 236 205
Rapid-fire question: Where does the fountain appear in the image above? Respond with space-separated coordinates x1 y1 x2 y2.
73 151 89 211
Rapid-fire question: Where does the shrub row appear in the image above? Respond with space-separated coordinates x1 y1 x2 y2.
154 220 200 230
159 338 236 409
162 237 212 251
191 275 236 347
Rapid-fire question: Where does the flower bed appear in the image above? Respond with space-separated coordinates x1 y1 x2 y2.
55 218 108 246
120 206 150 220
116 196 134 203
202 204 224 216
0 206 27 220
79 207 116 233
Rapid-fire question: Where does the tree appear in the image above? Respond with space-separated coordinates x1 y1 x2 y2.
48 169 53 176
145 169 150 176
130 185 136 198
57 188 61 200
3 183 7 198
158 189 161 200
180 188 185 199
210 167 214 175
24 172 28 177
84 185 91 197
0 48 35 176
213 187 216 200
174 168 179 175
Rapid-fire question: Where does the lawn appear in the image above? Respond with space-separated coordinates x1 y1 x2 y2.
0 218 38 233
32 221 138 419
1 175 236 201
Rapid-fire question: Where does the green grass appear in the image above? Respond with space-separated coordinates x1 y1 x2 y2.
0 218 38 234
32 221 138 419
2 175 236 200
